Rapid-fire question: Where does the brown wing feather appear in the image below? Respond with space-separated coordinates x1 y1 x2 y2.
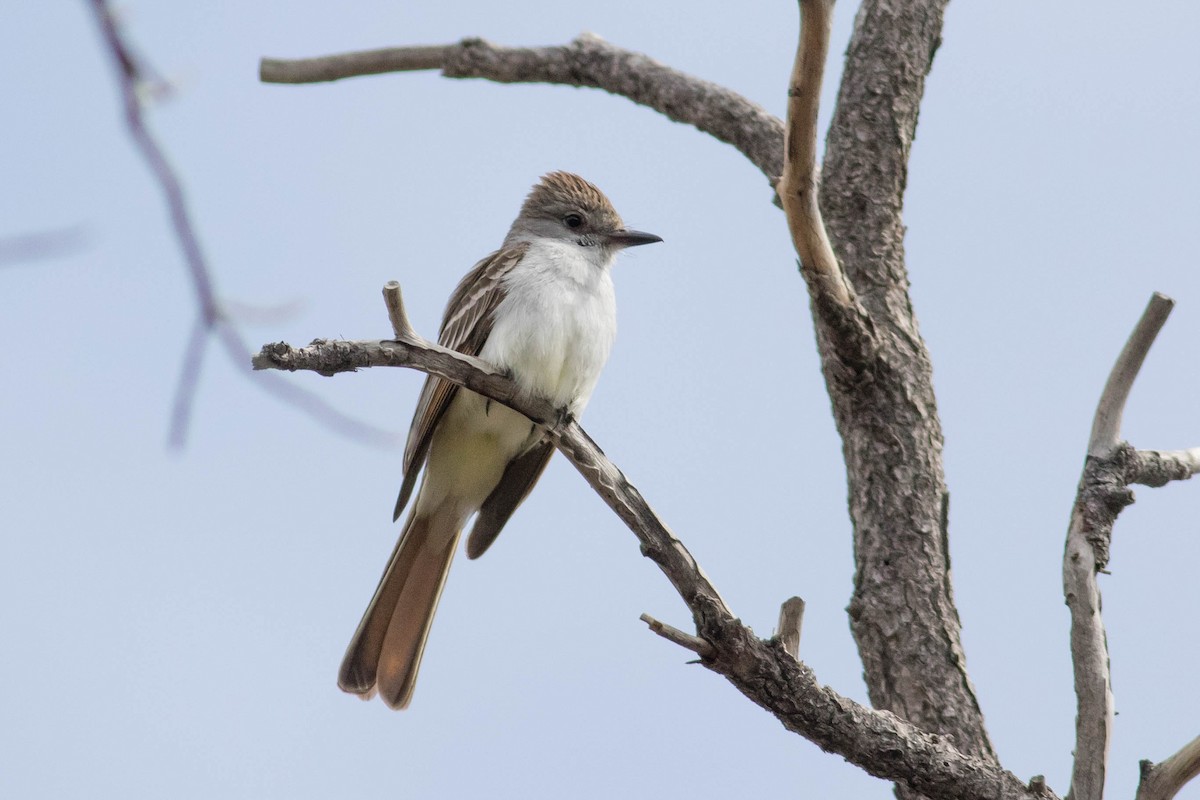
466 440 556 559
392 242 531 521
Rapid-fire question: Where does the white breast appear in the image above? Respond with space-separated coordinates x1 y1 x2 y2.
481 239 617 412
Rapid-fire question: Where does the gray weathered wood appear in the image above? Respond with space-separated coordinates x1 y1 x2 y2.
1065 294 1174 800
815 0 998 778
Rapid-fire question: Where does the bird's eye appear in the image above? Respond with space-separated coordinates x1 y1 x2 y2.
563 213 584 229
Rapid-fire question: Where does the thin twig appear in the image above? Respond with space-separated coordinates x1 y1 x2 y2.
1065 293 1177 800
640 614 713 657
1137 734 1200 800
88 0 393 447
261 34 785 184
776 0 852 308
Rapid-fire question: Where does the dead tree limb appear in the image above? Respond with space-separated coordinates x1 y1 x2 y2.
253 283 1054 800
1064 293 1184 800
262 34 784 186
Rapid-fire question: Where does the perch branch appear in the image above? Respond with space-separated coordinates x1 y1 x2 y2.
253 284 1054 800
262 34 785 184
1064 293 1176 800
1137 734 1200 800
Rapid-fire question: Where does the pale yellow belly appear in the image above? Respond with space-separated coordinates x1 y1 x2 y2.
417 388 540 520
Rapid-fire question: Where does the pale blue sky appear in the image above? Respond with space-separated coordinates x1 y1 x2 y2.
4 2 1199 798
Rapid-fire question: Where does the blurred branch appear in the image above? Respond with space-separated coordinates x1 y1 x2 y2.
87 0 392 447
262 33 785 186
1064 293 1176 800
221 297 307 326
0 226 89 267
253 283 1054 800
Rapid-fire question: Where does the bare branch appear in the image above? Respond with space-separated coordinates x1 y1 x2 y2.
1131 448 1200 487
639 614 713 657
1063 502 1115 800
254 285 1054 800
261 34 785 184
88 0 392 447
777 0 853 309
1064 293 1178 800
1088 293 1175 457
1137 735 1200 800
775 596 806 659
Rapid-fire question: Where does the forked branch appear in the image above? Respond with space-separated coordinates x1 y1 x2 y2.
1064 293 1188 800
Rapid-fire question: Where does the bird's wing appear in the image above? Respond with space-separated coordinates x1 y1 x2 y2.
392 242 531 521
465 440 556 559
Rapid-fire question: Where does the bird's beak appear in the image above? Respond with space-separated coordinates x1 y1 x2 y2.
606 228 663 248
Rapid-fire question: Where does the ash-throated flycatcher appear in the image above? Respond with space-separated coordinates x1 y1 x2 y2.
338 172 661 709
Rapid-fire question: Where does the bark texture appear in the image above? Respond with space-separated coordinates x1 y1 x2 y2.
815 0 998 775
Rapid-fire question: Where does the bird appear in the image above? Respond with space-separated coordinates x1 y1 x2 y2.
338 172 662 709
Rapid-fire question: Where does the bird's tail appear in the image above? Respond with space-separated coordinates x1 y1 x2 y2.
338 504 461 709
